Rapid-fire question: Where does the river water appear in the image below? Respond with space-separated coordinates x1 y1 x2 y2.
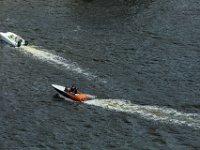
0 0 200 149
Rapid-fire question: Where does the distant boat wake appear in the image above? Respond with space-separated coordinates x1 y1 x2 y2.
19 46 106 83
84 99 200 129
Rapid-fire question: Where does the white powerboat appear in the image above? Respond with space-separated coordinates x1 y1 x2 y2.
0 32 28 47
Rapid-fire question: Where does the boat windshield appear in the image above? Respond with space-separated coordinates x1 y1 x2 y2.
8 33 22 42
8 34 15 40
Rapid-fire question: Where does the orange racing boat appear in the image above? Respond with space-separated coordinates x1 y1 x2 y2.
52 84 94 102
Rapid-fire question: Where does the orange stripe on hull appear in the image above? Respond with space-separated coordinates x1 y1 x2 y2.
65 92 89 101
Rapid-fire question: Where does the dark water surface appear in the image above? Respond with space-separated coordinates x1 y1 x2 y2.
0 0 200 149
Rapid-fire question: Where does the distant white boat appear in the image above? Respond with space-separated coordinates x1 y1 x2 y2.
0 32 28 47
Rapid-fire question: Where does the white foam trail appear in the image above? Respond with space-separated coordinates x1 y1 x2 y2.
85 99 200 129
18 46 106 83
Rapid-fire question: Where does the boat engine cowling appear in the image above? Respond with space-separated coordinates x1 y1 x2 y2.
17 39 22 47
25 40 28 46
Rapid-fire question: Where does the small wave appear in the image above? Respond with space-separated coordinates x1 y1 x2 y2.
84 99 200 129
18 46 106 83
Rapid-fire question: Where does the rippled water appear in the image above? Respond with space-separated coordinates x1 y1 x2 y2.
0 0 200 149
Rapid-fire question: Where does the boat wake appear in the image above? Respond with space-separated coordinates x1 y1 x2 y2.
16 46 200 129
18 45 106 83
84 99 200 129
